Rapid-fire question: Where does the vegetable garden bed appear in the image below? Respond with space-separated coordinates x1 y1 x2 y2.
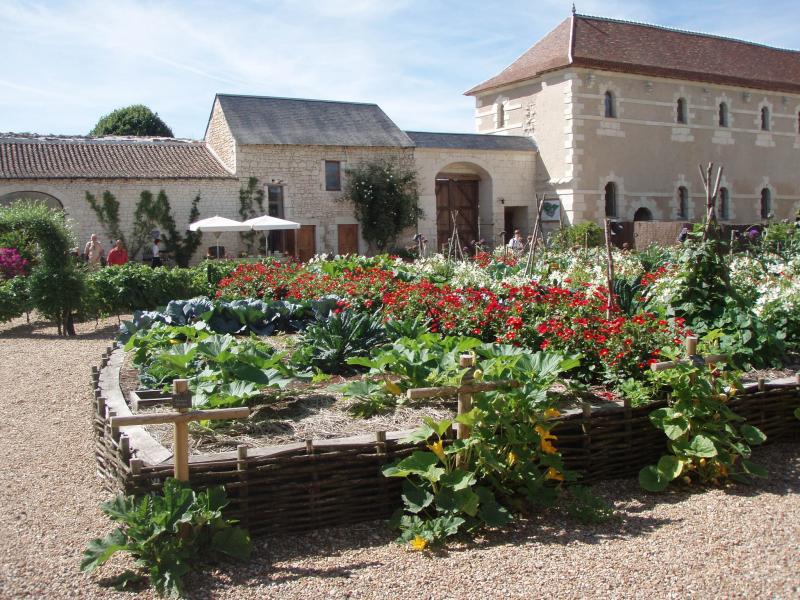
93 345 800 536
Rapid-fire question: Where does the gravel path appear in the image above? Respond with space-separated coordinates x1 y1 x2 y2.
1 315 798 599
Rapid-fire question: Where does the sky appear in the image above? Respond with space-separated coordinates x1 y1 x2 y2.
2 0 800 139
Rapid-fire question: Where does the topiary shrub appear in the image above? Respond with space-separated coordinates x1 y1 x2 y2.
0 201 83 335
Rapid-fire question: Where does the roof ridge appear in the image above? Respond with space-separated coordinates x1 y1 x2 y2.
576 13 800 54
0 133 203 145
405 130 531 139
216 93 380 108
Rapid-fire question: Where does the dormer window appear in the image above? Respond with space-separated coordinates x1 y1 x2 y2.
761 106 770 131
676 98 688 124
719 102 729 127
604 91 616 118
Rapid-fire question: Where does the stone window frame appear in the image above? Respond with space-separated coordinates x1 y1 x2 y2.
603 90 616 118
324 160 342 192
718 186 731 220
718 102 729 127
677 186 690 219
676 97 689 125
604 181 618 217
760 187 772 219
757 99 774 132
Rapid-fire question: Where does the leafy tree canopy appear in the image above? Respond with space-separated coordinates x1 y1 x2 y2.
90 104 174 137
340 161 422 252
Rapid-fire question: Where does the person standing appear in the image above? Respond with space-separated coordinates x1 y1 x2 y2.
83 233 105 270
151 239 162 267
106 239 129 266
507 229 525 254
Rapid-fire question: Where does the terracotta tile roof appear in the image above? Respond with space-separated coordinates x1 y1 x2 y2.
466 14 800 95
0 135 234 180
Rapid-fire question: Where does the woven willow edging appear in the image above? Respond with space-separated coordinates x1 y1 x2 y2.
92 347 800 536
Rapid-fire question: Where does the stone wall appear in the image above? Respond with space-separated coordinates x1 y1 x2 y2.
413 147 537 248
0 178 240 263
235 144 416 254
472 67 800 225
204 98 237 174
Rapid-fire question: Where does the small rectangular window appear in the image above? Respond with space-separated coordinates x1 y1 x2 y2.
325 161 341 191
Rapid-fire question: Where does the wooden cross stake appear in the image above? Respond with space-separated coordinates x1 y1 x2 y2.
110 379 250 481
650 336 727 372
406 354 520 440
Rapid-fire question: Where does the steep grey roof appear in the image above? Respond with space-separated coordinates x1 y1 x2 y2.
0 135 233 180
405 131 536 151
215 94 415 147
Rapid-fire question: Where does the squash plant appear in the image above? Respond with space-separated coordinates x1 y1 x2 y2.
639 363 767 491
81 479 251 598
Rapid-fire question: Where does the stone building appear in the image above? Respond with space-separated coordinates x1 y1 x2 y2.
467 13 800 225
0 95 536 260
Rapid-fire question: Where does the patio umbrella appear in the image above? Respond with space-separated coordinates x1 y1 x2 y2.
243 215 301 257
242 215 301 231
188 215 251 258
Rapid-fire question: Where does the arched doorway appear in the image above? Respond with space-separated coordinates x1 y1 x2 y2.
0 191 63 210
435 162 492 252
633 207 653 222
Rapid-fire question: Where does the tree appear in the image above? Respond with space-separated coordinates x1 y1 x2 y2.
90 105 174 137
340 160 422 253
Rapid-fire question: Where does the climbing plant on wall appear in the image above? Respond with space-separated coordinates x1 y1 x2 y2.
85 191 127 248
131 190 203 267
340 160 422 252
238 177 265 256
0 201 84 335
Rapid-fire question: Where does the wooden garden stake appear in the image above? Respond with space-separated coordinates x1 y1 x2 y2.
457 354 475 440
109 379 249 482
650 336 727 373
603 218 616 319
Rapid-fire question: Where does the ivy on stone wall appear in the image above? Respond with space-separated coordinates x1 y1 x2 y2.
238 177 265 255
131 190 203 267
85 191 127 248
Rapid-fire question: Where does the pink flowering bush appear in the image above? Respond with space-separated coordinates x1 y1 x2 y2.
0 248 29 280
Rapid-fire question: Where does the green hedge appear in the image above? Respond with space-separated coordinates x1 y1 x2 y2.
81 260 244 318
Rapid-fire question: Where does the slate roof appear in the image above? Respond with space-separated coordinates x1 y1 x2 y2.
405 131 536 151
467 14 800 95
213 94 415 147
0 135 233 180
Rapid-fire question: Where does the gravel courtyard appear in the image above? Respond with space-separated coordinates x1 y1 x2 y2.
0 316 798 599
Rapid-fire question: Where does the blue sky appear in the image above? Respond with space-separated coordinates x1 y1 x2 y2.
2 0 799 139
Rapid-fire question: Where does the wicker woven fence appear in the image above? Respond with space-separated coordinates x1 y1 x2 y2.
93 347 800 536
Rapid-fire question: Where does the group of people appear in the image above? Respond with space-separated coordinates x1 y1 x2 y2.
82 234 163 270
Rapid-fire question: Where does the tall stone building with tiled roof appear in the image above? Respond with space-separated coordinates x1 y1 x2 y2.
467 13 800 227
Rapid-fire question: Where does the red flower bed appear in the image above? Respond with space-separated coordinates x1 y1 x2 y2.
217 261 685 382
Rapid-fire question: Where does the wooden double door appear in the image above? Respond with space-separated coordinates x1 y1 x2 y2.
436 177 479 251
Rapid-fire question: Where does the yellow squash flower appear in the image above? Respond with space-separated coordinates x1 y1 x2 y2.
544 408 561 419
427 440 446 461
545 467 564 481
535 425 558 455
410 536 428 551
384 380 402 396
506 451 517 466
